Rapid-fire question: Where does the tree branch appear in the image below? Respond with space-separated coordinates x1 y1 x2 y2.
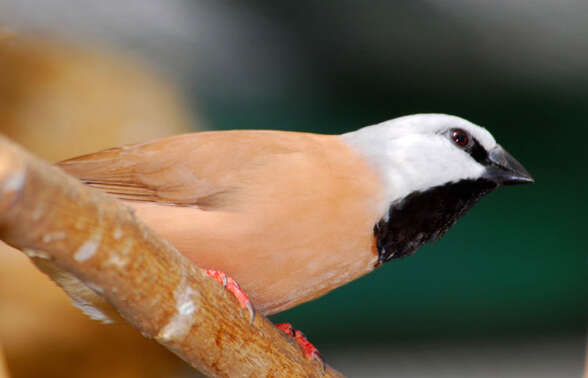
0 135 343 377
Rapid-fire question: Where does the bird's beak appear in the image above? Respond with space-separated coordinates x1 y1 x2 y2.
484 145 535 185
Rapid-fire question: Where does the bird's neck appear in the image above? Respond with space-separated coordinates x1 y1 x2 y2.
373 179 498 265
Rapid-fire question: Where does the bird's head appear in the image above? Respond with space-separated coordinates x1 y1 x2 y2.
343 113 534 206
343 114 534 263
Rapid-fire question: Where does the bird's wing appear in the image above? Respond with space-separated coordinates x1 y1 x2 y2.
57 130 298 209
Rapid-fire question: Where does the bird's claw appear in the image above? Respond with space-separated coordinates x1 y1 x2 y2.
205 269 255 323
276 323 325 373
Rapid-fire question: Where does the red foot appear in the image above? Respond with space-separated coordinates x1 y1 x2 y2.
276 323 295 337
277 323 324 372
205 269 255 323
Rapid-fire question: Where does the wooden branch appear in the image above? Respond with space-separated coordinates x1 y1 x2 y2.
0 135 343 377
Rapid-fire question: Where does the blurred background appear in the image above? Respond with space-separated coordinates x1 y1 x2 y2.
0 1 586 377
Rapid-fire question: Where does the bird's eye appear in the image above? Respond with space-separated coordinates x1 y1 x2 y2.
451 128 470 147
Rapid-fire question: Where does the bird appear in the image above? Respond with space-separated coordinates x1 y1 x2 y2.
56 113 533 360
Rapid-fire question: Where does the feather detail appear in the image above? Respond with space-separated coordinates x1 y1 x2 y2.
29 256 119 323
57 133 240 208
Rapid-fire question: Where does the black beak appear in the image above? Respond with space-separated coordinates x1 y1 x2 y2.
484 145 534 185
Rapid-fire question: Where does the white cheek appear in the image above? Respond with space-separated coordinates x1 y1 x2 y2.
340 123 489 217
380 138 485 204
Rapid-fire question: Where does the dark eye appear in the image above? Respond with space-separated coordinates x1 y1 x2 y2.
451 128 470 147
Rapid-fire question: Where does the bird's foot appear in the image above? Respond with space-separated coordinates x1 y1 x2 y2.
205 269 255 323
276 323 324 372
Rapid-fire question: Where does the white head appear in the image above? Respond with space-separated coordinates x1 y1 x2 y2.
342 113 532 209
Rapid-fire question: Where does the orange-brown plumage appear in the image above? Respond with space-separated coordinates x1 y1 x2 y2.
58 130 384 314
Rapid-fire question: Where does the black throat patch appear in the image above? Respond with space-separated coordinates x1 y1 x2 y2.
374 179 498 265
